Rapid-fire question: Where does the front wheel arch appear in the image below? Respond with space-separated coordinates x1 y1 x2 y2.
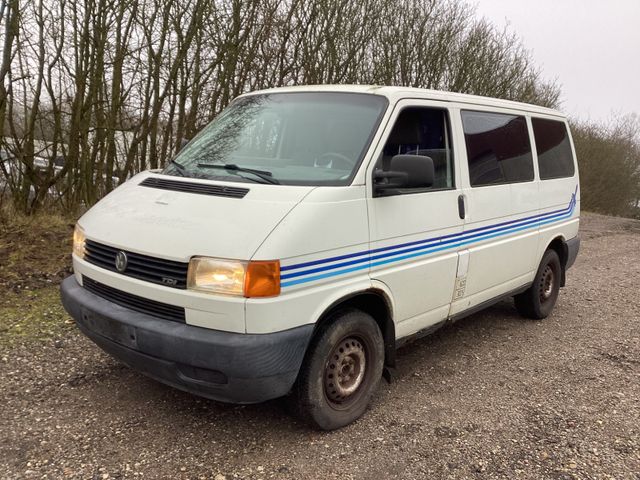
312 289 396 368
289 308 385 429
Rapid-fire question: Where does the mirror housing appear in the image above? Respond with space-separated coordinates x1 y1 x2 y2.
374 154 434 196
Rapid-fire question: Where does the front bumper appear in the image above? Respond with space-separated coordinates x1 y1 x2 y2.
60 276 313 404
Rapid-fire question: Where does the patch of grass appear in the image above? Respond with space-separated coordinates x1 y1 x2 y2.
0 285 74 348
0 207 78 347
0 207 75 292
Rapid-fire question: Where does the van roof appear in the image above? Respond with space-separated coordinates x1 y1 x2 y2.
241 84 564 118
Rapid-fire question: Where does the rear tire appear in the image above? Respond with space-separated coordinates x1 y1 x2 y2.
515 249 562 319
289 309 384 430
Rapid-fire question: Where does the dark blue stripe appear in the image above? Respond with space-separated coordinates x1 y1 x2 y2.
281 204 576 288
280 201 574 281
282 196 574 273
281 194 576 280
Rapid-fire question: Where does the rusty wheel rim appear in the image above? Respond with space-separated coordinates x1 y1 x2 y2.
324 337 367 405
539 264 555 303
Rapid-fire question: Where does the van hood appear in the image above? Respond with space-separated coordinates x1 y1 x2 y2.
78 172 314 261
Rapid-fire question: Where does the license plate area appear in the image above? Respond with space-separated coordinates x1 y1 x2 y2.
81 308 138 349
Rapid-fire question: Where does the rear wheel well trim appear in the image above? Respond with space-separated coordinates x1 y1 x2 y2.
545 235 568 287
312 289 396 367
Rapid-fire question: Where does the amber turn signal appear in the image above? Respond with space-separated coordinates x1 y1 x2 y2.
244 260 280 298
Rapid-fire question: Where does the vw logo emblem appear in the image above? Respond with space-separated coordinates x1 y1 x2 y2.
115 251 128 273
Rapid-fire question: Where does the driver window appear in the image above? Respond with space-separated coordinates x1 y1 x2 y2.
380 107 454 190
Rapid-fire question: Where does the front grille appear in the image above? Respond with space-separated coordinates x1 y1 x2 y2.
83 276 186 323
139 176 249 199
85 240 188 289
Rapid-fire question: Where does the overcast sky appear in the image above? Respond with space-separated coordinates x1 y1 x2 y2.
472 0 640 123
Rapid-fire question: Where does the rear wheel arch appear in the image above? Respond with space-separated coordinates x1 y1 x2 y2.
545 235 568 286
515 248 562 319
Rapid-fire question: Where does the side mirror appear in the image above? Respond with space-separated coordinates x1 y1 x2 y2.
374 154 434 196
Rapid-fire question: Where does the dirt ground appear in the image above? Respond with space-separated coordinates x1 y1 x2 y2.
0 212 639 479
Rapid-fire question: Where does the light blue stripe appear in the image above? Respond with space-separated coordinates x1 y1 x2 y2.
280 206 575 288
282 192 576 273
281 199 575 280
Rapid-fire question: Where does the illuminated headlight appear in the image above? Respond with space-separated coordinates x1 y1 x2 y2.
188 258 246 295
73 225 86 259
187 257 280 298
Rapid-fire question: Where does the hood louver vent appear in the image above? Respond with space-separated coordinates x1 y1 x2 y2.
140 177 249 199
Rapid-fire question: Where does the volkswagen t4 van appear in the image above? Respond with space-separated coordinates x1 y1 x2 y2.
61 85 580 429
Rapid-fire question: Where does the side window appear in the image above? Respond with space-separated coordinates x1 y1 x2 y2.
462 110 534 187
379 107 454 190
531 118 575 179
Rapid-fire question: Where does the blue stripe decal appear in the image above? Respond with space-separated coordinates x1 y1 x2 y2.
281 193 575 273
281 187 578 288
280 196 576 288
280 200 575 281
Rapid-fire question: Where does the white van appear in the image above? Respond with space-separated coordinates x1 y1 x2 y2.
61 86 580 429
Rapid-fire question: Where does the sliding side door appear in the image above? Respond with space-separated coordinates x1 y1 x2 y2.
450 108 540 316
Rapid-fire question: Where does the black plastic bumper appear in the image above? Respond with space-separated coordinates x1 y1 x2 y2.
60 276 313 404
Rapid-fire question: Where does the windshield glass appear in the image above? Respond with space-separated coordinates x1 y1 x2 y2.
163 92 388 186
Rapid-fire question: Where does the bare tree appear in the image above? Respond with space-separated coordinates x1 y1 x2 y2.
1 0 580 215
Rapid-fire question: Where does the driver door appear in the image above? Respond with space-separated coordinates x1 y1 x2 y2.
366 100 465 339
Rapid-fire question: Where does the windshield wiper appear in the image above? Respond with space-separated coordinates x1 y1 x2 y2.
169 159 188 177
197 163 279 185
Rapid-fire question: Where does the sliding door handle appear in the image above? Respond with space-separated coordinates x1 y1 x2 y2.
458 194 465 220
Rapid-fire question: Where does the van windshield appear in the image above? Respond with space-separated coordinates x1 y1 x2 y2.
163 92 388 186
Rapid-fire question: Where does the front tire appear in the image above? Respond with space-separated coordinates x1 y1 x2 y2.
290 309 384 430
515 249 562 319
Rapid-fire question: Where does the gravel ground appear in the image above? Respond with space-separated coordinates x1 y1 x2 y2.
1 212 639 479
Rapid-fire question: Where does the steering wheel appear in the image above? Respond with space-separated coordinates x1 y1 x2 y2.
314 152 355 170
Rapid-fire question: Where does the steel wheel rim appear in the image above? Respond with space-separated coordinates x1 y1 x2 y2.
324 337 367 406
539 264 555 302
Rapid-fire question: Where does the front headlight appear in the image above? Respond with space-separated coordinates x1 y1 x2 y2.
187 257 280 298
73 225 86 259
188 257 247 296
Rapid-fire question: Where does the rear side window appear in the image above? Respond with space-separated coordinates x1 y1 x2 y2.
462 110 534 186
531 118 575 179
